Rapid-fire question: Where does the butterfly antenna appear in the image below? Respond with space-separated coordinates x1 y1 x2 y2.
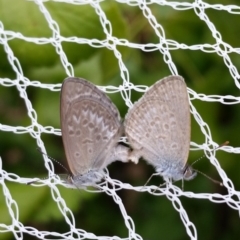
27 148 70 185
190 155 205 167
218 141 229 148
191 141 229 167
193 168 223 186
36 147 70 174
188 141 229 186
27 176 50 185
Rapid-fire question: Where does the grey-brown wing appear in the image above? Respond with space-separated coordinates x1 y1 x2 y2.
124 75 190 169
60 77 122 176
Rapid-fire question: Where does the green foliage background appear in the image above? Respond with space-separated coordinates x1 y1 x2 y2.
0 1 240 239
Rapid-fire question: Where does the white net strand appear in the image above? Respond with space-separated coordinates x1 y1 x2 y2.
1 0 240 240
155 182 198 239
36 1 74 77
139 2 179 76
192 3 240 85
101 186 140 240
91 2 130 85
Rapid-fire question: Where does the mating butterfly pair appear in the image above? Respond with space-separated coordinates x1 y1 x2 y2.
60 76 195 187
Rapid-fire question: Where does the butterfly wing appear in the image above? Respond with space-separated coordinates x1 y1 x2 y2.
60 77 123 176
124 76 190 180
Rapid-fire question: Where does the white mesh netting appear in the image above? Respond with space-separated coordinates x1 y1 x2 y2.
1 0 240 240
